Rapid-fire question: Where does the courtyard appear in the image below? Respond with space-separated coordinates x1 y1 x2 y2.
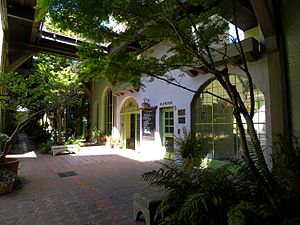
1 138 161 225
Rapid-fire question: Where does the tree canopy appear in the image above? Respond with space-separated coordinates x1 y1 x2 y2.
0 54 83 113
37 0 230 86
0 53 85 160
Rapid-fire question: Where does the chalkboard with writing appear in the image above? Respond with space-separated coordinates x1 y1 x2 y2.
142 108 156 137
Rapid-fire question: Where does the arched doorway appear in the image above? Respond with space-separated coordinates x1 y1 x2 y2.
192 75 266 160
120 98 140 150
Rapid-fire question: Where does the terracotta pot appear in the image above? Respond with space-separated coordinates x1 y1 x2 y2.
0 179 15 194
0 158 20 175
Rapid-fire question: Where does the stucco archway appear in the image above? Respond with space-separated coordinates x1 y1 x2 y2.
120 97 140 150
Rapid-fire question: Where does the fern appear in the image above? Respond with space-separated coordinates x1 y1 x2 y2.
142 161 183 190
142 157 300 225
179 192 209 225
227 201 256 225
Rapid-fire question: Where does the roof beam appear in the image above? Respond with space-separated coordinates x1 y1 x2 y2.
11 41 78 58
5 51 33 72
7 14 34 23
7 3 35 20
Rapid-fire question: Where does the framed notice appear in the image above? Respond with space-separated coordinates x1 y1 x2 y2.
142 107 156 138
178 108 186 124
178 109 185 116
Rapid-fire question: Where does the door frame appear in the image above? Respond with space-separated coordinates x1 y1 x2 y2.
161 107 175 154
120 112 140 150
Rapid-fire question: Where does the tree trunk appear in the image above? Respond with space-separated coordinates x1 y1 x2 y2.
233 110 281 213
57 108 63 144
0 110 44 162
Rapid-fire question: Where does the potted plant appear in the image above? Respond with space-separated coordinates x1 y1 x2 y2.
98 131 108 145
175 128 208 166
141 98 150 109
0 169 16 194
0 132 20 175
117 138 125 149
107 135 125 149
91 127 100 143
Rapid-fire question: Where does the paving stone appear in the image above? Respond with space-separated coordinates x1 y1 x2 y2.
3 135 162 225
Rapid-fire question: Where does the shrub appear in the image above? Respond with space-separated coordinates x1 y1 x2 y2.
142 160 300 225
174 129 208 166
37 139 54 154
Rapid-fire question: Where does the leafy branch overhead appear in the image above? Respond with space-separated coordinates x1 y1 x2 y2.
0 54 84 112
0 54 85 161
37 0 231 85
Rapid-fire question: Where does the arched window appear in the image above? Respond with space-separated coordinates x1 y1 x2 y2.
121 97 139 113
104 88 113 135
192 76 265 160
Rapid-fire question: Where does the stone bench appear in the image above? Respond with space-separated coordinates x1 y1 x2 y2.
133 191 164 225
51 145 79 156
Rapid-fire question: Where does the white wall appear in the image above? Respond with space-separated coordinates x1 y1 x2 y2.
114 43 272 159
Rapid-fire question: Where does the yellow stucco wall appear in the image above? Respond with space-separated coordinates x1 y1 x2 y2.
244 26 260 42
91 78 113 132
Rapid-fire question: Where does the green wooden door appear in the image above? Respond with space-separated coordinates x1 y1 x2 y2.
162 107 174 153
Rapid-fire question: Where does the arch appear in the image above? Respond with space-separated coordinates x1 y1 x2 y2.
120 97 139 113
191 75 266 160
120 97 140 150
103 87 113 135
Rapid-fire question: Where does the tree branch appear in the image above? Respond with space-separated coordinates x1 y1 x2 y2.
0 109 45 161
231 0 255 118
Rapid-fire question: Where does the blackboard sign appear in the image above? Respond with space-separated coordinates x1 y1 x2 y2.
142 108 156 138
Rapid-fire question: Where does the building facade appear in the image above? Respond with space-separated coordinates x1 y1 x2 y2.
90 0 300 163
91 34 272 161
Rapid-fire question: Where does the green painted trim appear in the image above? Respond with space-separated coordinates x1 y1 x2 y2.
161 107 174 151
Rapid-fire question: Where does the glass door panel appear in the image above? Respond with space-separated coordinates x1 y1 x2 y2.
162 108 174 153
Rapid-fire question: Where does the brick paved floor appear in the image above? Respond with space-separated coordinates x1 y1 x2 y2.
0 147 162 225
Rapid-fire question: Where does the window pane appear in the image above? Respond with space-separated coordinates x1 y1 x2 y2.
192 76 265 160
